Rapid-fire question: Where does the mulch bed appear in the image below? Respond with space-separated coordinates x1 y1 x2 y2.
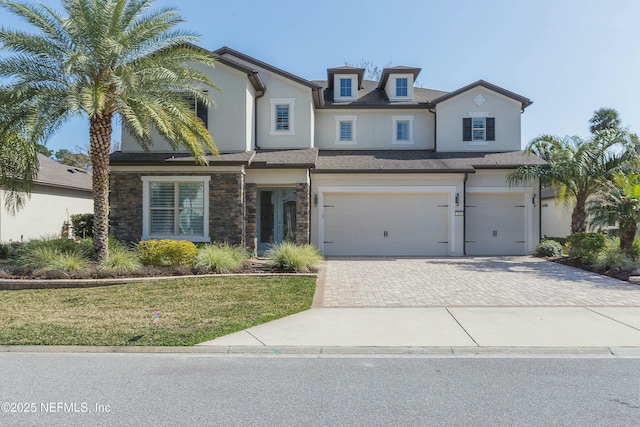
549 256 633 282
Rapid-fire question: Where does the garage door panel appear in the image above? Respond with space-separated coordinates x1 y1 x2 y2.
466 193 526 255
323 193 450 256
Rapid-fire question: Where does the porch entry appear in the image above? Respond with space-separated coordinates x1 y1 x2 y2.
258 188 297 251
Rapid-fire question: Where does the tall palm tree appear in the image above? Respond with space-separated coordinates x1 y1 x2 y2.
0 0 218 262
589 107 621 134
588 173 640 258
509 129 639 233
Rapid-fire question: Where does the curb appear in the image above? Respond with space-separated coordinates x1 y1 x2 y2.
1 345 639 357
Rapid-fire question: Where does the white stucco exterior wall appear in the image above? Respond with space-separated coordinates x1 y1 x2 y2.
436 87 522 152
0 186 93 242
314 110 434 150
121 62 254 153
541 198 572 238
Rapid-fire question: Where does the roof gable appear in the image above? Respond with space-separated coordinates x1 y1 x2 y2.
431 80 533 110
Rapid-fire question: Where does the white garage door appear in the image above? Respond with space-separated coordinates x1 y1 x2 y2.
466 193 526 255
322 193 450 256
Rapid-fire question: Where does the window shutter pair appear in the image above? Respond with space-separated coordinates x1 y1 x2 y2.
462 117 495 141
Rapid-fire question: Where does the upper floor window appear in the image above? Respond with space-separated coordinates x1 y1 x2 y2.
334 115 358 145
463 117 495 143
333 74 358 101
396 78 408 97
392 115 414 144
397 121 410 141
269 98 296 136
184 92 208 129
340 121 353 141
340 78 352 97
276 105 290 131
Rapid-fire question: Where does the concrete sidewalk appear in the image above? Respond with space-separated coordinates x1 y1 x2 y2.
197 307 640 350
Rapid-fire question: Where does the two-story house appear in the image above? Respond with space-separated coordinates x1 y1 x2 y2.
109 46 545 256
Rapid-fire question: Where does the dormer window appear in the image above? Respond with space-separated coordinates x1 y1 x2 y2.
332 74 358 102
396 78 408 97
340 78 352 97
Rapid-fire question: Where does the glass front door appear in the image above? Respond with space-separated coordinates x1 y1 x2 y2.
258 188 297 251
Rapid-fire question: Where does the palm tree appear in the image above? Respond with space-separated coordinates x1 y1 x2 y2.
589 108 621 134
0 0 218 262
588 173 640 258
509 129 639 233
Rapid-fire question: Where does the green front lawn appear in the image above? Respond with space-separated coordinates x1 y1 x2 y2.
0 276 315 346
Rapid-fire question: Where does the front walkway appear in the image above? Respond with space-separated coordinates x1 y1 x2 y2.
319 257 640 307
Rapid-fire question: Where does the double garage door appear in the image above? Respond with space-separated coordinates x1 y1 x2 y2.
322 192 450 256
321 191 527 256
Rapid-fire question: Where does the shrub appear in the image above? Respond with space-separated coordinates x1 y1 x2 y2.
534 240 563 257
0 243 10 259
103 246 141 271
593 245 635 270
70 213 94 239
49 252 89 271
137 239 197 267
265 242 322 273
568 232 606 264
195 243 248 273
15 236 84 267
633 238 640 261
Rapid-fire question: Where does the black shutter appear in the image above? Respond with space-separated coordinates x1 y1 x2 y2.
463 118 472 141
486 117 495 141
197 99 208 129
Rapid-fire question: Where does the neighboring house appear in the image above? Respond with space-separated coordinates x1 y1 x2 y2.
540 187 572 238
541 187 619 239
0 154 93 242
110 46 545 256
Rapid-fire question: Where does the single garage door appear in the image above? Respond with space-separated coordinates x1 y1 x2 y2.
466 193 526 255
322 192 450 256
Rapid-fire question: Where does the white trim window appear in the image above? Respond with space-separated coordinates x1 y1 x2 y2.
472 117 486 141
334 115 358 145
392 115 414 144
396 78 408 97
340 78 352 97
333 74 358 101
142 176 210 242
269 98 296 135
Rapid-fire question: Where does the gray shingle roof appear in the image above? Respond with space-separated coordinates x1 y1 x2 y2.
313 79 448 108
109 151 254 165
313 150 546 173
35 154 92 192
249 149 318 168
110 149 319 168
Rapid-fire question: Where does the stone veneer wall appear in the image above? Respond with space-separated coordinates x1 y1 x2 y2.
245 183 257 255
295 183 310 245
109 172 245 245
109 173 143 243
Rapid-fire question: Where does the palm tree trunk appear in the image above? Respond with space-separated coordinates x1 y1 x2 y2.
619 222 637 259
89 113 113 263
571 193 588 233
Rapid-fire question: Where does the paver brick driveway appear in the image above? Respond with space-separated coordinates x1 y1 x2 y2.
319 256 640 307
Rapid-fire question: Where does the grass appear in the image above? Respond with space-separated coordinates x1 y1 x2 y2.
195 243 248 273
0 276 315 346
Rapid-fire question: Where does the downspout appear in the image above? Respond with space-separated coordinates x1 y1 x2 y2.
463 172 468 256
538 179 542 242
254 87 265 150
428 106 437 151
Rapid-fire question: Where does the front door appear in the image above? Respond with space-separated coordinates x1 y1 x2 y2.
258 188 297 251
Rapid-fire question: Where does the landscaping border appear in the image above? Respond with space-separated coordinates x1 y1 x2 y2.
0 273 317 290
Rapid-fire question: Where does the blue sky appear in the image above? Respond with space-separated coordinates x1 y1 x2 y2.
2 0 639 152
